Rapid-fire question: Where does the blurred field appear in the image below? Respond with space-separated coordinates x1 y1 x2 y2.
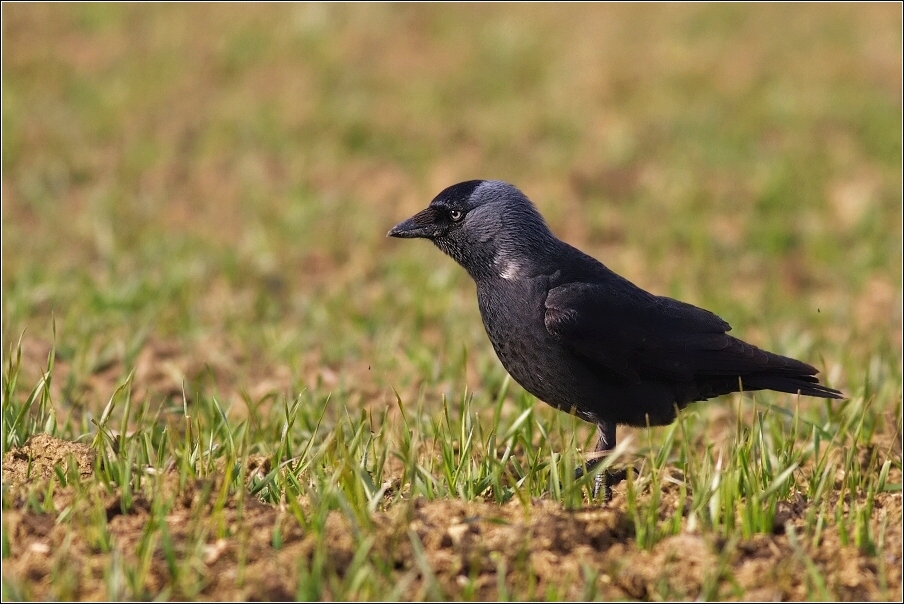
2 4 901 601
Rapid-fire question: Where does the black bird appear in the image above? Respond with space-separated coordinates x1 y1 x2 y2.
388 180 843 499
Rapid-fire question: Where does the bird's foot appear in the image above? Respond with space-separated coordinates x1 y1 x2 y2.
574 463 634 501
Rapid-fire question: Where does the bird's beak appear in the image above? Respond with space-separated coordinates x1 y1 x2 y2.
387 207 441 239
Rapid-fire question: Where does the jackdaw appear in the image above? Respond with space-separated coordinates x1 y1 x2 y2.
388 180 843 499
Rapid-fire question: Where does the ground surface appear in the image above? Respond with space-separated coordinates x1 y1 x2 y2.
3 433 901 601
2 4 902 601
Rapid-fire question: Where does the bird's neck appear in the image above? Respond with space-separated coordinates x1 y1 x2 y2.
476 235 563 283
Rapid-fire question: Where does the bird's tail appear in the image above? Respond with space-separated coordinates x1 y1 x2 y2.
691 337 844 400
740 374 843 400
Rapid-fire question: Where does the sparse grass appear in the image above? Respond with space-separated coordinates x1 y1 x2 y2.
2 3 901 601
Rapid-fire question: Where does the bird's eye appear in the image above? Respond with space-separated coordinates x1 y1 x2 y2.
449 209 463 222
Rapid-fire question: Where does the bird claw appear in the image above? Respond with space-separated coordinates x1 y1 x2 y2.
574 464 634 501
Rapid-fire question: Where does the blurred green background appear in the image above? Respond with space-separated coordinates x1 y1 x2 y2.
2 3 901 411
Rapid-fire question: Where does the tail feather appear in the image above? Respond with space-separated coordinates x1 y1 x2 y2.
742 374 843 399
691 366 844 401
689 337 844 400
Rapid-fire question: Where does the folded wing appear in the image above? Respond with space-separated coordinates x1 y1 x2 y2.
544 281 840 399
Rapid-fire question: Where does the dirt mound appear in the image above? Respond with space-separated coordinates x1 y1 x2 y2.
2 434 95 491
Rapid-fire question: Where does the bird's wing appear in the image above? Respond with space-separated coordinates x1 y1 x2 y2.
544 281 757 384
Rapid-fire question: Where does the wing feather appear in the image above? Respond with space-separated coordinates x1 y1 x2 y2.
543 282 783 384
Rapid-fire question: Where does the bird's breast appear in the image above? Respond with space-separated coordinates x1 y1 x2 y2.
475 279 578 409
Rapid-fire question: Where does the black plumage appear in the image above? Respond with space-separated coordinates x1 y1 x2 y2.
388 180 843 499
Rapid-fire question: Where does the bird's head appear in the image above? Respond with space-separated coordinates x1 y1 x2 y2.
388 180 557 281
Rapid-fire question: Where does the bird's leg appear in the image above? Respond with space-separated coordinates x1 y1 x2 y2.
574 421 629 501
